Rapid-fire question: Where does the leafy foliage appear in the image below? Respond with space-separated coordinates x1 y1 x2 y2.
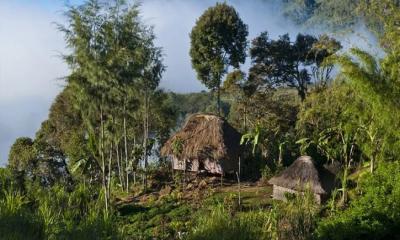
248 32 339 100
315 162 400 240
190 2 248 114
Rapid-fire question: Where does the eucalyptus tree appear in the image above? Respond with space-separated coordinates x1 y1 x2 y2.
101 1 145 191
59 0 161 211
190 2 248 115
59 0 111 211
136 31 165 190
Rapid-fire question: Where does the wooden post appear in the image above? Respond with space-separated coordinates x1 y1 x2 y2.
220 173 223 187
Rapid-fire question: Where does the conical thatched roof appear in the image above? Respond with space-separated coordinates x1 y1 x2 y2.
161 113 241 166
268 156 327 194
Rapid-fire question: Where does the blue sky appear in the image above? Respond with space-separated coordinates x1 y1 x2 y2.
0 0 379 166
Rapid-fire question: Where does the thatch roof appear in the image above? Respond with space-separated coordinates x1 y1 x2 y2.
268 156 327 194
161 113 241 164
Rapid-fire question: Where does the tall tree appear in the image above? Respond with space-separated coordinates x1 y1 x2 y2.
310 34 342 89
249 32 323 101
190 2 248 115
137 36 165 190
59 0 163 211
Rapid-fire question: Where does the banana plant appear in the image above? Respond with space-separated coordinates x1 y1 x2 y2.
278 140 289 165
240 124 265 155
298 125 361 205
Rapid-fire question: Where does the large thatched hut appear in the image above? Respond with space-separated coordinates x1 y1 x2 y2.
161 113 241 175
268 156 335 204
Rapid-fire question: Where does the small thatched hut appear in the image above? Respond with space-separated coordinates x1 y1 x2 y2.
161 113 241 175
268 156 335 204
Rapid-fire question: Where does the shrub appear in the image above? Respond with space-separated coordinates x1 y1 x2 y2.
314 162 400 240
276 189 320 240
188 204 266 240
0 189 45 240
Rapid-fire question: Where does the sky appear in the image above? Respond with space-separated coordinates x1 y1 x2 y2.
0 0 379 166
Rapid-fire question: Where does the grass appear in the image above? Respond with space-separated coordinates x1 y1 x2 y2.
117 196 192 239
210 183 273 210
114 181 273 239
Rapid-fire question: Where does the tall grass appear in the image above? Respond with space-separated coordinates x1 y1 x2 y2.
188 203 271 240
0 182 120 240
187 189 319 240
0 189 45 240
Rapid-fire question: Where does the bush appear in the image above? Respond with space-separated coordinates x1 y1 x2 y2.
188 204 270 240
276 189 319 240
0 181 120 240
315 162 400 240
188 189 319 240
0 189 45 240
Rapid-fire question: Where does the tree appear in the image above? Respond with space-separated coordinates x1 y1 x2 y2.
59 0 163 211
334 48 400 170
8 136 72 189
296 81 368 204
190 2 248 115
136 30 165 191
244 91 298 149
223 70 255 131
248 32 337 101
8 137 36 173
282 0 360 30
282 0 317 25
33 136 73 188
310 34 342 89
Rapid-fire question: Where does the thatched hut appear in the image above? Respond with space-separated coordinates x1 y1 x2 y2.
268 156 336 204
161 113 241 175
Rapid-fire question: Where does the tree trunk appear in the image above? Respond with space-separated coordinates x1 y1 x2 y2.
217 85 221 116
133 136 136 186
123 102 129 192
243 105 247 132
299 89 306 102
341 166 348 205
116 144 124 190
107 142 113 203
341 143 354 206
100 105 108 213
143 91 149 191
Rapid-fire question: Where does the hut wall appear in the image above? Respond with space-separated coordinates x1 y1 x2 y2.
272 185 322 204
170 156 237 175
172 157 199 172
203 159 223 175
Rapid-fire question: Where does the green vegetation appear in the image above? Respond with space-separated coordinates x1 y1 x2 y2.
190 2 248 115
2 0 400 239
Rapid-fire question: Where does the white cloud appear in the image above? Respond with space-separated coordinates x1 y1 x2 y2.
0 1 68 165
